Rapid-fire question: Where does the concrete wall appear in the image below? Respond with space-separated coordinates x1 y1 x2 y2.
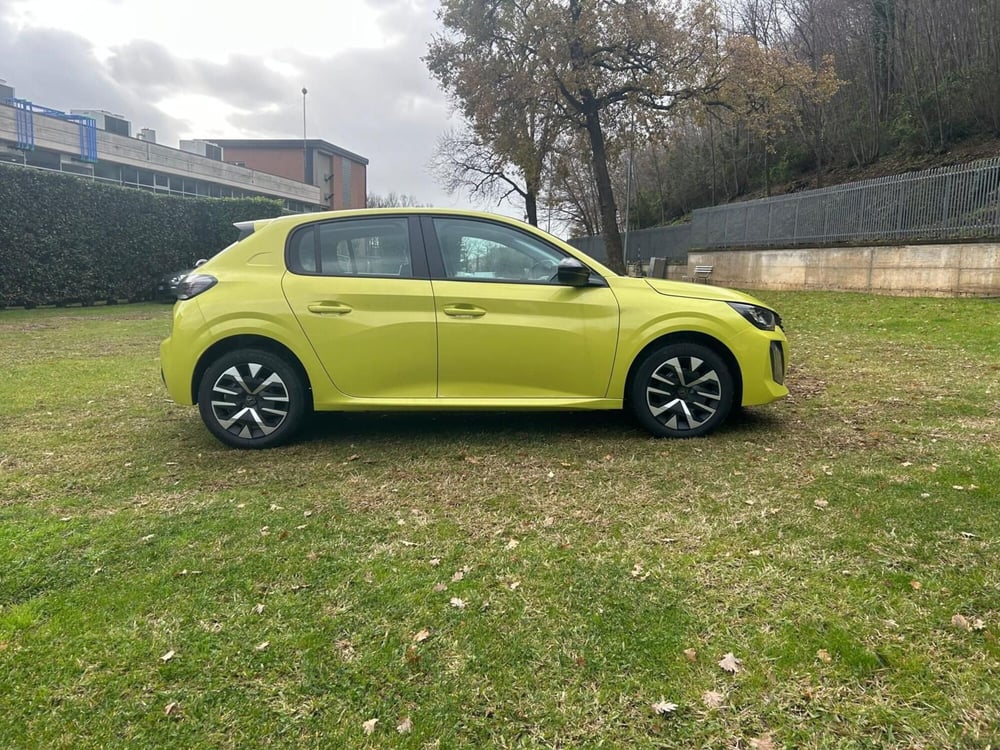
687 243 1000 296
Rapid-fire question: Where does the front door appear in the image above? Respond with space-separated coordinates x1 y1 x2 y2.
424 216 620 399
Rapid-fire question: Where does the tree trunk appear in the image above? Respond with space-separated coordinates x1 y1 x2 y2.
524 187 539 227
582 104 625 274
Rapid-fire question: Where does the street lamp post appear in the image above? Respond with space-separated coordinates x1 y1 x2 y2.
301 87 308 183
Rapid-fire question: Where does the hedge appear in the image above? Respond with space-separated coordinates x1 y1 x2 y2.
0 165 286 307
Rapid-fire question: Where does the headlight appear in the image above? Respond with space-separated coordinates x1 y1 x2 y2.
728 302 781 331
176 274 217 300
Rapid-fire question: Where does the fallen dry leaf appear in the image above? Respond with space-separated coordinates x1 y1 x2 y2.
508 580 521 591
362 718 378 735
505 539 520 550
910 580 922 590
651 700 678 715
683 648 698 662
255 641 269 652
253 603 265 615
405 645 420 665
433 583 448 592
750 735 776 750
164 702 180 717
451 570 465 583
972 618 986 631
160 650 175 663
429 558 441 567
412 628 431 643
718 652 742 674
813 498 829 509
701 690 724 709
952 614 970 630
397 716 413 734
816 649 832 663
449 597 466 609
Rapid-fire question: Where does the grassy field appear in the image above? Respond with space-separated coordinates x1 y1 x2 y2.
1 292 997 749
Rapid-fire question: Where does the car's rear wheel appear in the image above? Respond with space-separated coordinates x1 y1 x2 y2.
197 348 305 449
630 343 734 438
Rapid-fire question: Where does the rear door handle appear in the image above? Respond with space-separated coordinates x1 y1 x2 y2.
307 302 353 315
443 304 486 318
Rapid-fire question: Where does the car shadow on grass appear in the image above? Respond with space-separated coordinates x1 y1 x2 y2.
299 409 638 445
294 405 786 446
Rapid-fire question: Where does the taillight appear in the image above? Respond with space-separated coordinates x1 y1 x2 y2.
176 274 217 300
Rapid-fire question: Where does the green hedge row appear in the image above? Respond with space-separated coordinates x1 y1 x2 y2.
0 165 285 307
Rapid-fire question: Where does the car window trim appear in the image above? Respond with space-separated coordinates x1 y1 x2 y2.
283 214 431 280
418 214 607 287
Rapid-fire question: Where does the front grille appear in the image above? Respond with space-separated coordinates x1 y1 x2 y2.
770 341 786 385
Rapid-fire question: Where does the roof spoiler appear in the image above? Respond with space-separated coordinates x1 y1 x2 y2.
234 221 257 241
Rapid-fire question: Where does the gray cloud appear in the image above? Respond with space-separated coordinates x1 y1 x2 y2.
107 41 292 110
0 20 187 140
0 0 485 208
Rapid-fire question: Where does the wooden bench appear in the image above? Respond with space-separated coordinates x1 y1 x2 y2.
684 265 714 283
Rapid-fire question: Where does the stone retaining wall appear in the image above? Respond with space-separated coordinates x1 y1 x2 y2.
685 243 1000 296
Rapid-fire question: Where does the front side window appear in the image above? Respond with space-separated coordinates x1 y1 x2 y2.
287 218 412 277
432 218 566 283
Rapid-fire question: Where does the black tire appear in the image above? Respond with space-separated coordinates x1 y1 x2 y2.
197 348 306 449
629 342 735 438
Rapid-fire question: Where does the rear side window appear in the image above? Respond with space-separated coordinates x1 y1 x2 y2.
287 218 412 277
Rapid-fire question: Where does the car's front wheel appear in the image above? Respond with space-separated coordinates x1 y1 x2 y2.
197 348 305 449
630 343 735 438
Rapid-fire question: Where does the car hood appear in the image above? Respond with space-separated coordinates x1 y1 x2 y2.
642 278 770 306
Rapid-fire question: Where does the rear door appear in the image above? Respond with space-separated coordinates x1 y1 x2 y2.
281 215 437 398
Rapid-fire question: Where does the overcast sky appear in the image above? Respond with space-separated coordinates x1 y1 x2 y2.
0 0 503 211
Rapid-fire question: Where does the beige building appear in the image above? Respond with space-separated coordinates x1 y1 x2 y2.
0 88 366 213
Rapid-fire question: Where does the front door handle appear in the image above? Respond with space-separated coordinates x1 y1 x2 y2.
307 302 353 315
443 304 486 318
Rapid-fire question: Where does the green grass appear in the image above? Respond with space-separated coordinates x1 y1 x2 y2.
1 294 997 749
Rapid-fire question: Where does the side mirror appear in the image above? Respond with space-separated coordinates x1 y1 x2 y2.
557 257 591 287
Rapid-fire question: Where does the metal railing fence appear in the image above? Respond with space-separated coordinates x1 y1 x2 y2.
570 156 1000 262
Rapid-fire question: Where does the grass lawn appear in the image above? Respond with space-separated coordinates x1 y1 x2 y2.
1 292 997 749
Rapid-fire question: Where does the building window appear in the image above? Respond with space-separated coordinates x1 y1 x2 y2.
342 157 352 208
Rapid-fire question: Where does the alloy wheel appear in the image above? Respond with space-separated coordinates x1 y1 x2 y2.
208 362 291 440
645 355 722 432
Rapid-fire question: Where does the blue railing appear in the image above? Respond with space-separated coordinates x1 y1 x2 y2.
2 98 98 162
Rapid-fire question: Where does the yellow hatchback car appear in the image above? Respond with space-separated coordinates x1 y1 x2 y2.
160 209 788 448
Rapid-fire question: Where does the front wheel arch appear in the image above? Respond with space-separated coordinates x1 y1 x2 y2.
191 335 313 412
624 332 743 411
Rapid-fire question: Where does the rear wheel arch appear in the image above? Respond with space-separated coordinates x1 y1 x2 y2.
191 335 313 411
624 332 743 408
